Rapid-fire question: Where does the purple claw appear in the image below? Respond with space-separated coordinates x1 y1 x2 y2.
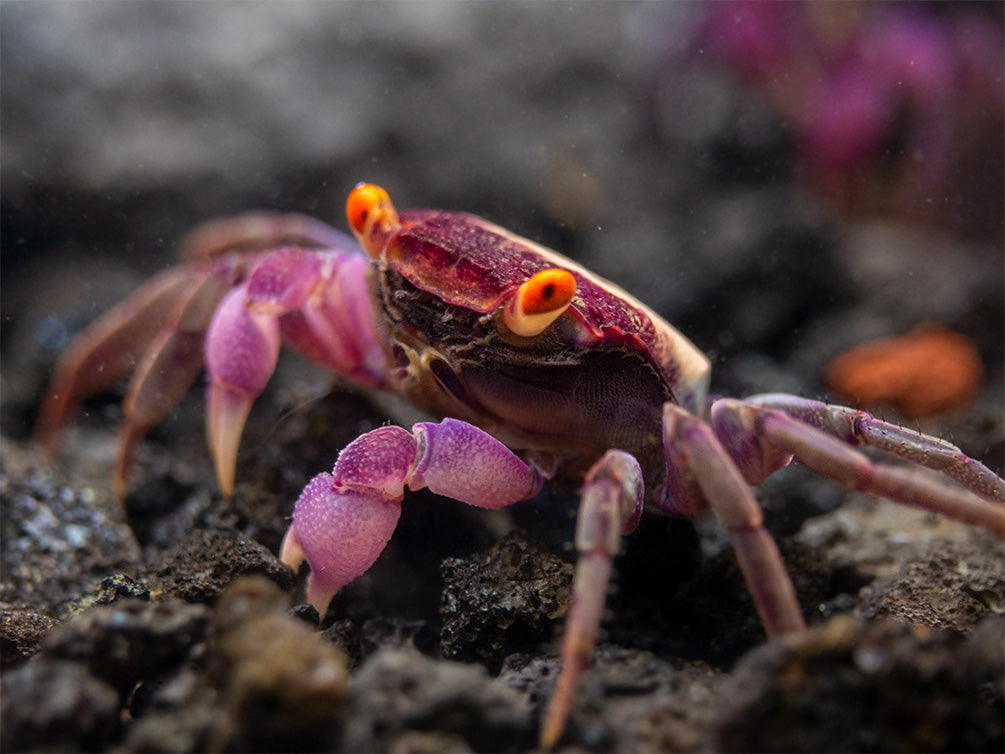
281 417 543 616
205 286 281 497
285 473 402 613
333 425 418 498
410 418 543 507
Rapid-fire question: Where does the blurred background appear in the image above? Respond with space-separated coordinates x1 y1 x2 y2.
2 1 1002 467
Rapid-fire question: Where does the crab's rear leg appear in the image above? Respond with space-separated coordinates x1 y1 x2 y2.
712 398 1005 538
277 418 543 614
179 212 350 261
36 261 241 494
114 268 240 498
37 266 204 448
742 394 1005 504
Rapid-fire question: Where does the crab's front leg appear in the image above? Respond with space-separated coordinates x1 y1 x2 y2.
540 403 807 749
205 246 387 496
661 404 808 635
540 450 644 750
278 418 543 614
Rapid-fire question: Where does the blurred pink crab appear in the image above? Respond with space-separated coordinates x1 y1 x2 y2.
39 183 1005 747
695 1 1004 240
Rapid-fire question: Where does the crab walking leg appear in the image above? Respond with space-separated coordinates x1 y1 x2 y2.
664 404 806 637
714 401 1005 539
36 263 234 451
744 394 1005 503
111 268 239 498
179 212 351 262
280 418 543 615
540 450 644 750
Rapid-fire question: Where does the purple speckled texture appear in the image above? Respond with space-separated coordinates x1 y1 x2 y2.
411 419 542 508
289 418 542 612
205 287 280 398
333 425 417 499
246 247 323 311
291 473 402 607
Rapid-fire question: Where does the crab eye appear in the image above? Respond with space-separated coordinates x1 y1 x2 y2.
503 268 576 338
346 183 393 237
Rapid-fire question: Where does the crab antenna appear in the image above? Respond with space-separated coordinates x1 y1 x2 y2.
503 268 576 337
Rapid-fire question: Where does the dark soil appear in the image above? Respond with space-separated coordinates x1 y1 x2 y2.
2 4 1003 752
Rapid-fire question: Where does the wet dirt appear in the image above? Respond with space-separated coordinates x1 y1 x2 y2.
2 395 1002 751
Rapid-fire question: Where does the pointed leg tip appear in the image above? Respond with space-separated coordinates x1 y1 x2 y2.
214 452 236 500
279 527 306 571
114 420 148 502
539 686 573 751
112 473 129 503
36 382 74 454
305 573 339 620
207 385 253 499
539 724 561 751
35 419 62 456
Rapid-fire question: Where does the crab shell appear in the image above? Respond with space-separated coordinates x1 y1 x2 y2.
355 195 710 500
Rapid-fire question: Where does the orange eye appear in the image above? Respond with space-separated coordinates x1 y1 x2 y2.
503 268 576 337
346 183 391 236
519 269 576 315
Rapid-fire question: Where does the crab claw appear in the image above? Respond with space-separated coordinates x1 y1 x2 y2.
281 417 542 616
205 286 280 497
281 473 403 613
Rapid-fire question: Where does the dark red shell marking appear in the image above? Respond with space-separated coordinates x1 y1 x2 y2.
387 209 662 357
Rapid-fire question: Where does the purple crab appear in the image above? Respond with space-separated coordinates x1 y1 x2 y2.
39 183 1005 747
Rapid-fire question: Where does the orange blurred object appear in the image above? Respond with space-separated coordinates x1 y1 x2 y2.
825 323 984 418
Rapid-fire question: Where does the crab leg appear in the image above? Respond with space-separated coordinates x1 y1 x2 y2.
743 394 1005 503
540 450 644 750
204 286 282 497
36 264 220 450
279 417 543 614
542 406 808 749
713 399 1005 539
114 267 237 497
205 244 387 497
37 261 242 496
663 404 807 636
179 212 350 261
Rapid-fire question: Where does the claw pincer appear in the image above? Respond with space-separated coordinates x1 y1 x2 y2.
280 418 543 613
205 286 280 498
204 244 385 497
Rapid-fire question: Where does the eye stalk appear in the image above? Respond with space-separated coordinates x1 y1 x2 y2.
346 183 400 256
503 268 576 337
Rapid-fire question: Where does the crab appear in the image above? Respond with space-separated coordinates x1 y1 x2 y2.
38 183 1005 748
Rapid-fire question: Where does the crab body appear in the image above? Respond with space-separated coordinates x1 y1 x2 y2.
369 205 709 502
39 184 1005 749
